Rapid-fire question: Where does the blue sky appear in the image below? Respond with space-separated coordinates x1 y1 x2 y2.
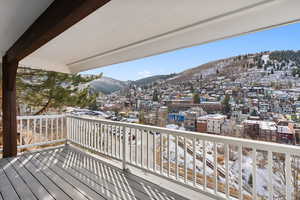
81 22 300 81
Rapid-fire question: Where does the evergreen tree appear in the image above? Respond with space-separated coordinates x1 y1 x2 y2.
152 89 159 102
248 174 253 187
222 95 231 114
250 109 259 116
17 68 101 115
193 93 200 104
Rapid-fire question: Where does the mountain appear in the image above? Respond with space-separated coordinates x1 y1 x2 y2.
167 56 250 83
89 76 127 94
166 50 300 86
89 50 300 94
132 74 177 86
89 74 177 94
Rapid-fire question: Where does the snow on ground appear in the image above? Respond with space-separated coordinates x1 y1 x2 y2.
159 135 289 198
261 54 270 63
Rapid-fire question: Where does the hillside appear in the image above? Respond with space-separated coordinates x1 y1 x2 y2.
132 74 176 86
165 50 300 86
89 76 127 94
167 56 251 83
89 74 177 94
87 50 300 94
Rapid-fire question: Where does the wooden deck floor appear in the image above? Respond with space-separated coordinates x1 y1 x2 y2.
0 146 188 200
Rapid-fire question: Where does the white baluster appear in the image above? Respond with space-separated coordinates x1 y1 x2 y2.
122 126 127 170
147 130 150 169
114 126 117 158
20 119 23 146
175 136 178 179
51 118 54 141
160 133 163 174
135 129 138 165
184 137 187 183
168 134 170 177
238 145 242 200
39 118 42 142
225 144 230 199
119 125 121 158
193 137 196 186
268 151 273 200
153 132 156 171
33 119 36 144
203 140 207 191
214 142 217 194
141 129 144 167
129 128 132 163
285 153 292 200
56 117 59 140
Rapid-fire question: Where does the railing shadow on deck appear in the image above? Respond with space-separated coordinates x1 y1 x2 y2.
12 146 185 200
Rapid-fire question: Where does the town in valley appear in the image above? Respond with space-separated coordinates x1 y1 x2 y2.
72 50 300 146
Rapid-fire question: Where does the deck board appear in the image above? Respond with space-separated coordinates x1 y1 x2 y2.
0 146 188 200
31 152 107 200
39 149 152 200
1 159 37 200
36 150 127 200
8 157 55 200
56 148 181 200
25 154 90 200
49 148 154 200
61 148 184 200
17 154 72 200
0 160 20 200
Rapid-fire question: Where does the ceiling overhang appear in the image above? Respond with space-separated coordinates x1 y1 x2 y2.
1 0 299 73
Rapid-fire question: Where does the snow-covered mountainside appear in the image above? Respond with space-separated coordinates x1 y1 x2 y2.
89 50 300 94
165 50 300 85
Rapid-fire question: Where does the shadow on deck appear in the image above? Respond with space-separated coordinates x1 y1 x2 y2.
0 146 188 200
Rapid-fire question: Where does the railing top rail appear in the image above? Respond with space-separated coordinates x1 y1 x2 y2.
68 115 300 155
17 114 65 120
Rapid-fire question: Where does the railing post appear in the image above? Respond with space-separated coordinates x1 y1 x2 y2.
122 126 127 171
66 116 69 146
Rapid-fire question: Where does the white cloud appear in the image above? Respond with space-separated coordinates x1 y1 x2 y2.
137 70 153 79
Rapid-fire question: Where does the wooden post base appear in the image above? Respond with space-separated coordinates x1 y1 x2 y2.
2 56 18 157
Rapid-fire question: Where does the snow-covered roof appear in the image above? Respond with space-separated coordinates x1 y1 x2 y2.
1 1 300 73
198 114 226 121
243 120 277 131
277 126 294 134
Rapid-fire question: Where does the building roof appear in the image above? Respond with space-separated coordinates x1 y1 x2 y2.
1 1 300 73
198 114 227 121
277 125 294 134
243 120 277 131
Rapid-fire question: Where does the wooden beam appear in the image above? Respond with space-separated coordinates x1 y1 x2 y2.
6 0 110 62
2 56 18 157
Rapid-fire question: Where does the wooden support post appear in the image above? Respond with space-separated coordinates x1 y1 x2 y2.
2 55 18 157
1 0 110 158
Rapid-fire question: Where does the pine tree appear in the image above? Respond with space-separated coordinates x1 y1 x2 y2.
250 109 259 116
248 174 253 187
193 93 200 104
17 67 101 115
152 89 159 102
222 95 231 114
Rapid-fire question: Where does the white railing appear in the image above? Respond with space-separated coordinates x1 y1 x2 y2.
1 114 299 199
17 115 67 150
67 115 300 200
0 115 66 155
